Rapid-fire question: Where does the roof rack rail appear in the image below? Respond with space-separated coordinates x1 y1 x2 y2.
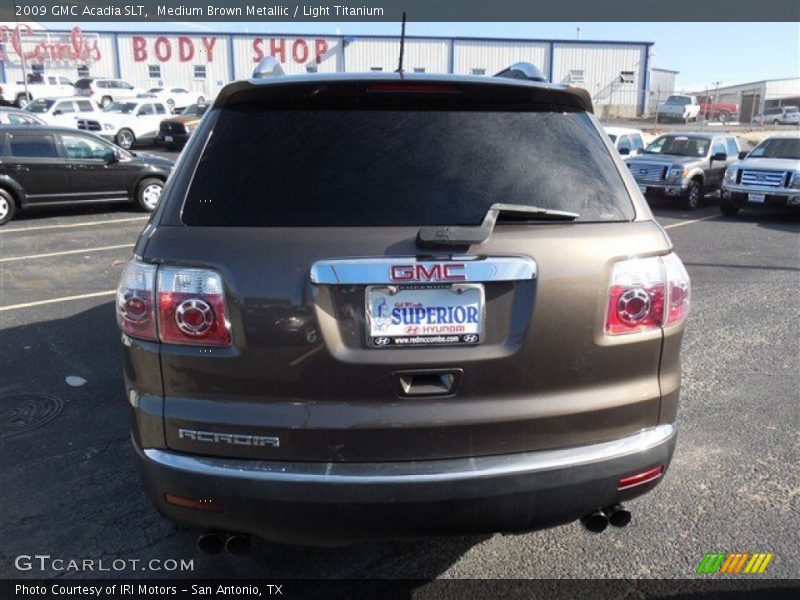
494 62 547 82
252 56 284 79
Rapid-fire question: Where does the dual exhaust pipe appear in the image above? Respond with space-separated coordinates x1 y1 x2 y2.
197 531 252 556
581 504 632 534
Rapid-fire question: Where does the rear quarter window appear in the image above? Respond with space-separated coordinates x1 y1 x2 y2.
7 133 59 158
182 107 635 226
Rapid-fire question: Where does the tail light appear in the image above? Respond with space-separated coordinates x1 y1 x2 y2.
158 267 231 346
116 260 231 346
605 253 690 335
117 261 157 341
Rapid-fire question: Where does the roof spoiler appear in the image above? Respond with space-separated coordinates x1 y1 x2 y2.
252 56 284 79
494 62 547 82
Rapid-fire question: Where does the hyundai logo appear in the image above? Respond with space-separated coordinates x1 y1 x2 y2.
462 334 479 343
373 337 391 346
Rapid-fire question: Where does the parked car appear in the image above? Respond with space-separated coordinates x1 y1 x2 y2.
626 132 740 209
157 103 209 150
0 107 45 125
138 87 206 113
720 133 800 216
116 64 690 548
696 95 739 124
25 96 100 128
0 125 173 225
604 127 646 156
87 99 169 149
0 74 76 109
657 94 701 123
751 106 800 126
75 77 144 108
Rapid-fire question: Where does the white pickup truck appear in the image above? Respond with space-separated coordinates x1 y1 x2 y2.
657 94 701 123
0 75 76 109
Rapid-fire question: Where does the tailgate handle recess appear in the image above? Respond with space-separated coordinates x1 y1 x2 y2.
393 369 462 397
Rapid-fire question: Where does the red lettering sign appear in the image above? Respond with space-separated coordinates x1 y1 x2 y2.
0 25 101 64
154 36 171 61
250 37 329 65
201 37 217 62
178 37 194 62
132 36 147 61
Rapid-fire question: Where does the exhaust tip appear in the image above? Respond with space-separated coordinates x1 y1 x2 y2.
605 504 632 528
225 534 253 557
580 510 609 534
197 532 225 555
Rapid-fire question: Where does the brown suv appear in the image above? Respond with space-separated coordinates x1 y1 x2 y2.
116 64 690 550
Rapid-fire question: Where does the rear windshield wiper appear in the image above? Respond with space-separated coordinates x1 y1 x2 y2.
417 203 579 247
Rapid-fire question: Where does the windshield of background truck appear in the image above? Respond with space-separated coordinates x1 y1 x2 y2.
748 138 800 159
645 135 710 157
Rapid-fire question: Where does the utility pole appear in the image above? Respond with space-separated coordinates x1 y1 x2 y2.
13 10 30 106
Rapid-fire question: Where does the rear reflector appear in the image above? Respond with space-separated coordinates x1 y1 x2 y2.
617 465 664 490
165 494 224 513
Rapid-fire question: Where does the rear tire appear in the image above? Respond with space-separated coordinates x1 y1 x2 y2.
101 96 113 108
0 189 16 225
773 119 780 126
683 181 702 210
720 199 739 217
167 99 175 113
719 110 731 124
116 128 135 150
136 178 164 212
15 94 30 109
197 96 205 104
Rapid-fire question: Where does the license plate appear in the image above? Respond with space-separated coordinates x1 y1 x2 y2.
748 193 765 204
164 135 173 143
639 185 648 194
366 284 484 348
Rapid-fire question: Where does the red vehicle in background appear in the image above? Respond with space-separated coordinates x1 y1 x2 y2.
697 95 739 123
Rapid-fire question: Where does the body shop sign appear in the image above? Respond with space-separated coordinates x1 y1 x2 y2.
131 36 330 65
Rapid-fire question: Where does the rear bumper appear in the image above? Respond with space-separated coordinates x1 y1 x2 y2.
157 132 189 147
136 424 677 545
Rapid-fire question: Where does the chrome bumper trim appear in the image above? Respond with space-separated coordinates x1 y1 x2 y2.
310 255 537 285
144 424 675 485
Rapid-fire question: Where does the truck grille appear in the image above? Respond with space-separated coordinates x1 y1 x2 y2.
77 119 101 132
739 169 788 188
160 122 186 135
628 163 668 182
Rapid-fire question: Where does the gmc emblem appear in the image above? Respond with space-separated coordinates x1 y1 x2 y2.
390 263 467 282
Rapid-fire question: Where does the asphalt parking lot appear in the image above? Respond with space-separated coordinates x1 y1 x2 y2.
0 148 798 580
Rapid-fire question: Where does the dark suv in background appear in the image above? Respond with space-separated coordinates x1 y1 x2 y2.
117 64 690 549
0 125 173 225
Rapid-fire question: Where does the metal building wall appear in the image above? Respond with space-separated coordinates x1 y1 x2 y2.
765 78 800 99
552 43 647 117
452 40 549 78
343 37 450 73
648 68 678 113
231 35 342 78
116 33 231 99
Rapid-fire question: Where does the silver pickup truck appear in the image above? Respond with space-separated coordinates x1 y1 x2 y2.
625 132 740 209
721 133 800 216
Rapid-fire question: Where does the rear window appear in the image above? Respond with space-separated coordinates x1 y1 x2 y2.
183 108 634 226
